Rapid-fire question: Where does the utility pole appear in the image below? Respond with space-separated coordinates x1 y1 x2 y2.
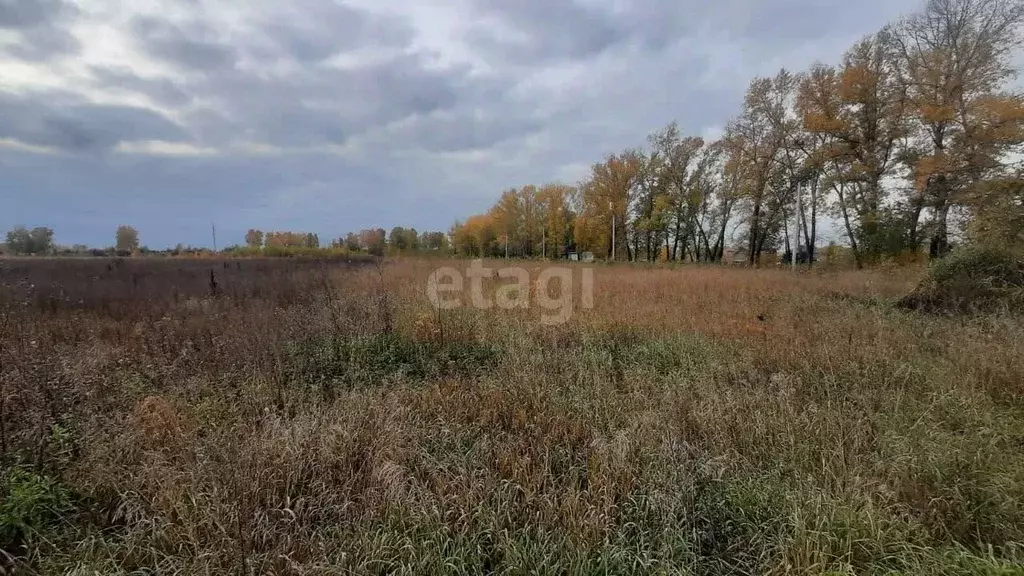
212 222 218 252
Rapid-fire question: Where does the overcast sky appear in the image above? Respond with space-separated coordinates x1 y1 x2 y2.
1 0 924 248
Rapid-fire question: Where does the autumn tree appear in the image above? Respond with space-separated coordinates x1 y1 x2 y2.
535 183 575 258
488 188 525 257
116 225 140 254
798 63 851 263
356 228 387 256
839 33 910 259
263 231 319 250
893 0 1024 257
690 142 731 262
517 185 542 257
647 122 709 261
451 214 497 257
797 34 910 266
727 70 796 265
245 229 264 249
575 150 644 260
968 171 1024 249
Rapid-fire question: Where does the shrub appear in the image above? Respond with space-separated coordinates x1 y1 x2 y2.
899 246 1024 314
0 467 73 551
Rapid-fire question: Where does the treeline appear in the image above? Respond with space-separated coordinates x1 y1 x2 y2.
2 224 451 259
452 0 1024 267
231 227 450 257
3 225 143 257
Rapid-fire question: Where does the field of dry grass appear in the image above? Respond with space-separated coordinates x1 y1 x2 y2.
1 257 1023 575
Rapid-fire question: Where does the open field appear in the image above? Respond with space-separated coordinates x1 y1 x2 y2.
1 257 1023 575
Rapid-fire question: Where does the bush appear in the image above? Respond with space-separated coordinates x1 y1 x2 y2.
1 467 73 551
899 246 1024 314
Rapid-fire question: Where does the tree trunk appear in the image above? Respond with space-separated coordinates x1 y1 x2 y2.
926 125 950 259
781 207 792 264
799 182 815 266
929 200 951 258
906 194 924 248
748 200 762 266
714 203 730 262
837 183 862 269
672 216 682 260
698 222 712 263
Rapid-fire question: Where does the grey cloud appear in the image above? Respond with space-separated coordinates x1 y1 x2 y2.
247 103 350 147
90 67 193 107
0 0 73 28
739 2 902 44
0 0 78 59
399 110 544 153
261 0 413 62
464 0 922 64
467 0 626 63
180 51 469 148
0 92 189 151
115 3 471 150
6 24 78 59
640 0 922 49
130 16 238 71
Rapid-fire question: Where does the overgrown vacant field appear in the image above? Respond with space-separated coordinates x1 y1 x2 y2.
1 257 1023 575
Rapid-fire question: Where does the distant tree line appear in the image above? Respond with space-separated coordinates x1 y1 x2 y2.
1 223 451 259
233 227 450 257
2 224 142 257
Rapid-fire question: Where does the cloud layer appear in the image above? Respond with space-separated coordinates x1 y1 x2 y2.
1 0 922 247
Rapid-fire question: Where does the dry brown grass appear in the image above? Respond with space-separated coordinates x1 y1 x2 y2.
1 257 1022 574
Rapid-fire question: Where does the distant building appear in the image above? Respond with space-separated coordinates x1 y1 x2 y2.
567 251 596 262
723 248 748 265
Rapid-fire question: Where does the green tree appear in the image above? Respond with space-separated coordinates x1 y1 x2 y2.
245 229 264 249
5 226 31 254
389 227 409 251
4 226 54 255
344 232 361 252
30 227 54 255
420 231 449 252
404 228 419 251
